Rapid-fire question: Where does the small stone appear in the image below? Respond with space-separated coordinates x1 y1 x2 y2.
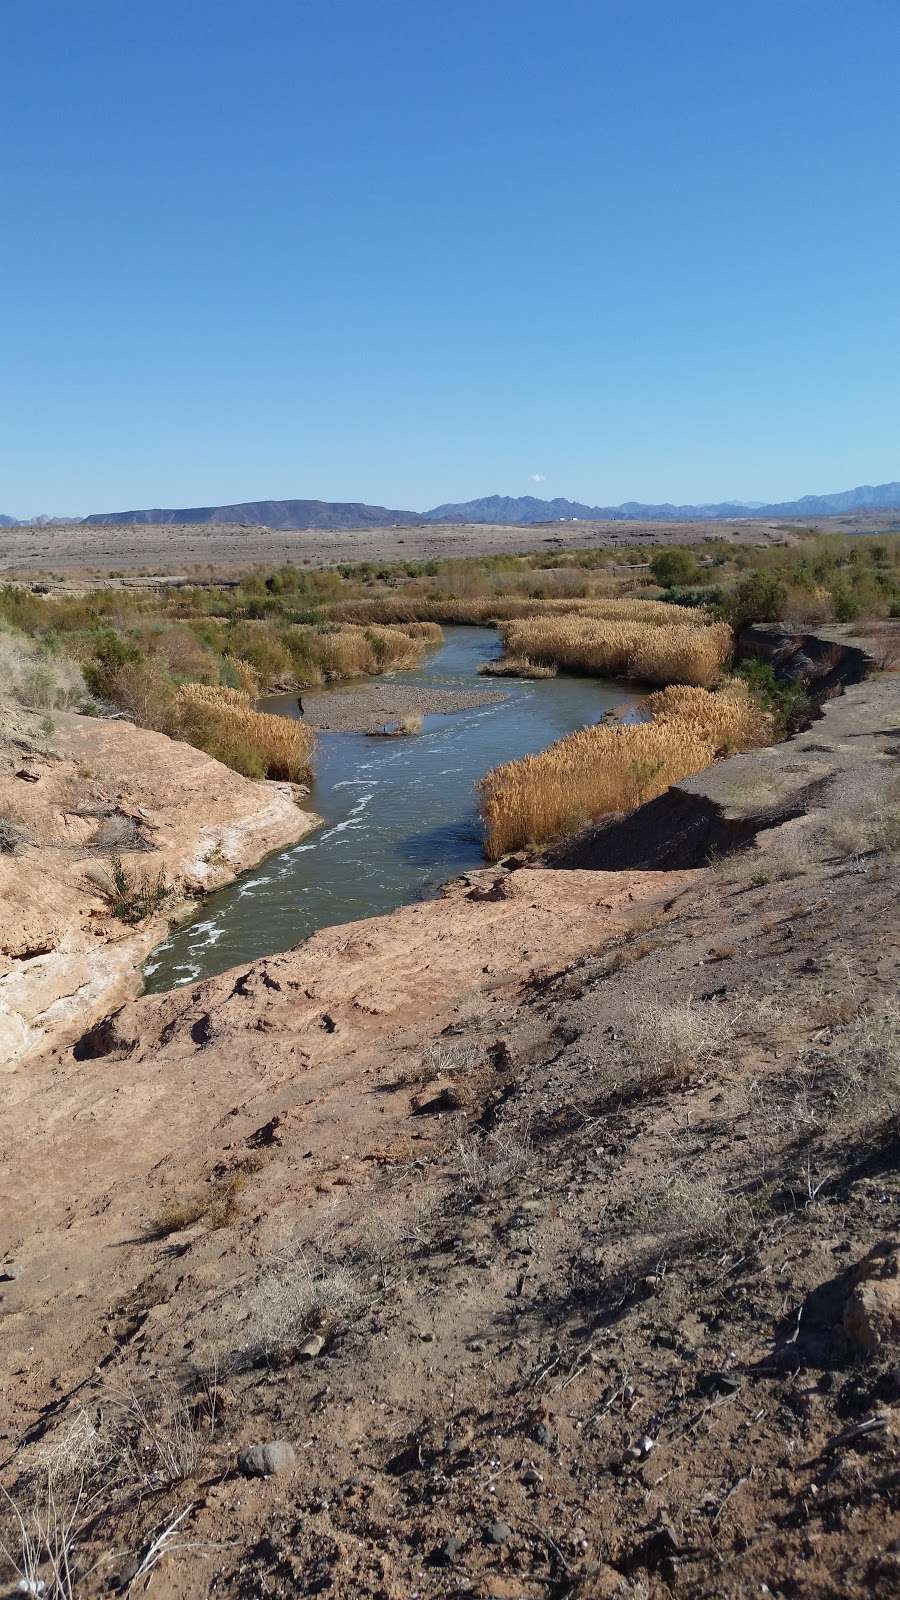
519 1199 545 1214
845 1238 900 1353
440 1533 466 1564
1 1263 20 1283
468 1338 487 1352
300 1333 325 1359
522 1466 543 1485
534 1422 553 1447
419 1330 434 1342
487 1520 512 1546
238 1441 297 1477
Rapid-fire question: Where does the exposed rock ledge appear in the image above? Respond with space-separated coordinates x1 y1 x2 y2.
0 706 320 1068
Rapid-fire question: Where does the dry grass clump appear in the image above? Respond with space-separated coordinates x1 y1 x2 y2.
222 653 260 695
241 1246 361 1363
455 1127 532 1196
818 775 900 861
645 679 772 751
175 683 314 782
616 996 734 1086
828 1001 900 1123
478 674 770 856
479 655 558 679
497 617 732 687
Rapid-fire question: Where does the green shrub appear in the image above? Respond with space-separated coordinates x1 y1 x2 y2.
651 549 700 587
724 572 788 631
97 856 174 924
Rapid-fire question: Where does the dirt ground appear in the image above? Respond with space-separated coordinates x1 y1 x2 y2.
2 511 897 579
1 671 899 1598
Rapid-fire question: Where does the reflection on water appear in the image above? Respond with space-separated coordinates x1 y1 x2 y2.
143 626 643 991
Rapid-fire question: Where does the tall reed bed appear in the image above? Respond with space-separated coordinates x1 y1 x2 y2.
329 595 713 628
478 681 767 858
289 621 438 682
176 684 315 783
497 617 732 687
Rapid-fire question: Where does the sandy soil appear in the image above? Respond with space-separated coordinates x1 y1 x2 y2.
2 511 896 579
1 671 899 1597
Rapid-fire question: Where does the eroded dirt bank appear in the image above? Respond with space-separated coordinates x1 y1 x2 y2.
0 705 320 1067
1 674 899 1599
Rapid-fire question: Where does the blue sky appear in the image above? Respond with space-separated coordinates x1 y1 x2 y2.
1 0 898 517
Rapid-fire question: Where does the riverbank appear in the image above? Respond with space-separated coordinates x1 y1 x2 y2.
0 702 320 1067
2 667 898 1597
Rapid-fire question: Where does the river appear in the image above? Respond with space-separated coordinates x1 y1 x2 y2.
142 626 644 991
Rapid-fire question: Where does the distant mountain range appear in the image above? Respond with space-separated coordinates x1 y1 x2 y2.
2 481 900 531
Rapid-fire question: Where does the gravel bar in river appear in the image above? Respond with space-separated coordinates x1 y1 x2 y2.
297 681 507 733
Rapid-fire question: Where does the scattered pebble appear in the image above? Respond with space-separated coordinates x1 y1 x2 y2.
487 1520 512 1546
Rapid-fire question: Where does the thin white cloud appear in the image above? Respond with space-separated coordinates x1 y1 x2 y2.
529 473 546 483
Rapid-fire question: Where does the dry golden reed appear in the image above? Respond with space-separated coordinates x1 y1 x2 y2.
176 684 315 783
477 680 764 859
479 655 558 678
331 595 713 628
294 622 433 679
497 617 732 687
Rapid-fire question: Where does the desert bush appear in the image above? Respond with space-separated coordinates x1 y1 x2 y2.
0 627 88 711
732 658 810 736
651 548 700 587
632 1172 762 1245
175 684 314 782
92 855 173 925
455 1128 532 1196
723 572 788 631
497 617 732 687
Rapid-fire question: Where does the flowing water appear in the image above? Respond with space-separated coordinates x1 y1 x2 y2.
143 626 644 991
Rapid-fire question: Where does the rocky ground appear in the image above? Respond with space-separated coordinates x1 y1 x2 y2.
1 512 893 579
0 706 320 1067
1 667 898 1598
